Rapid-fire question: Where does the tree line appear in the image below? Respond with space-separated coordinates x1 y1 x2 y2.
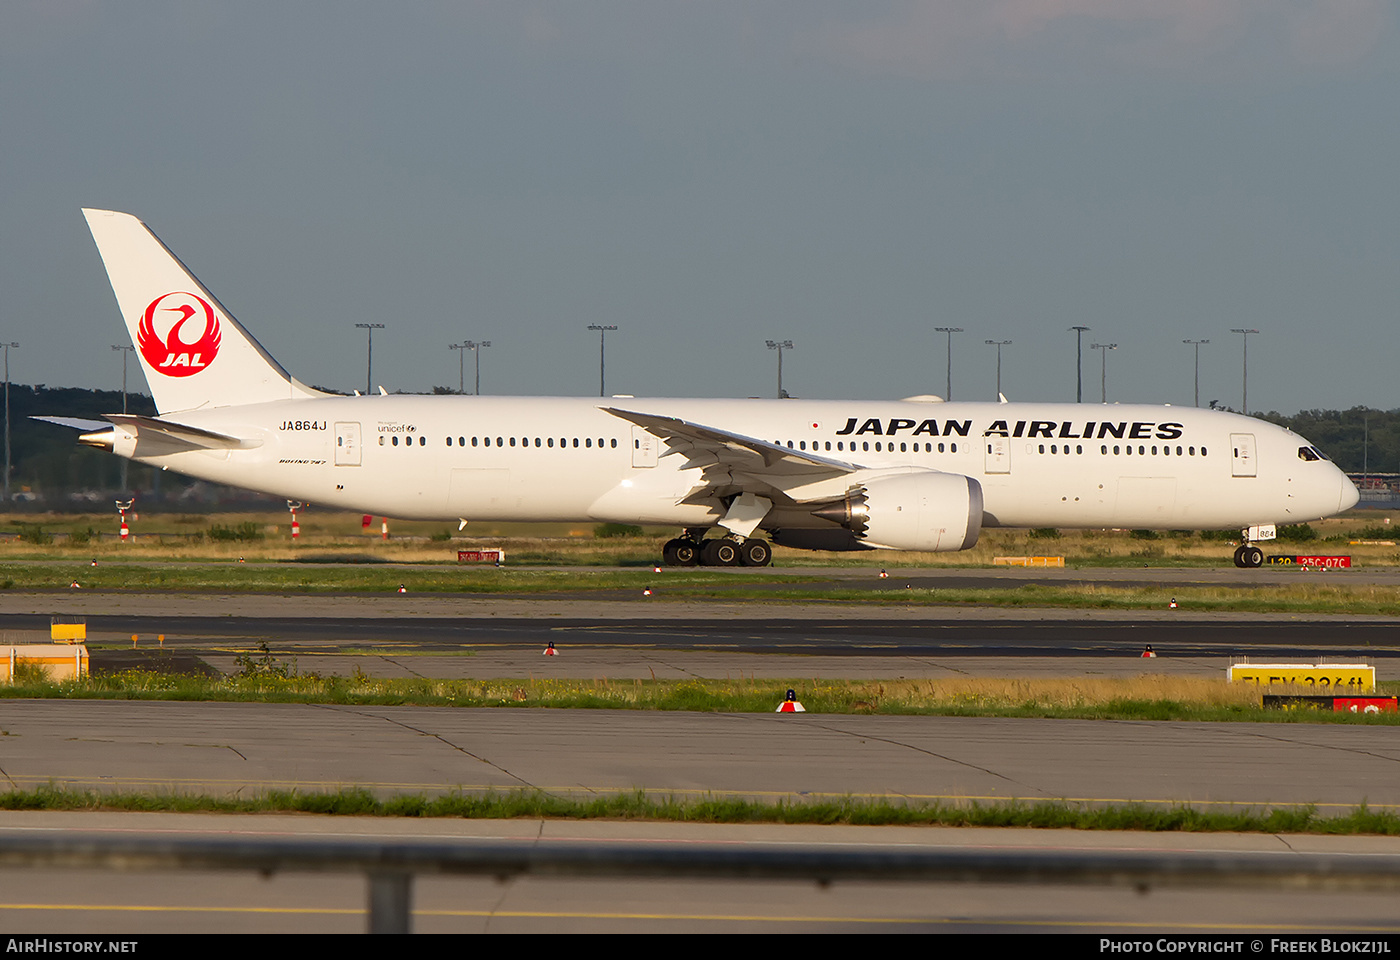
1258 408 1400 475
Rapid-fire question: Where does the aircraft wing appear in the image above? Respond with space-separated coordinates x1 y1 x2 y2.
603 407 864 504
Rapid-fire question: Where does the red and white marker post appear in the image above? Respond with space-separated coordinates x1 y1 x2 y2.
115 498 134 543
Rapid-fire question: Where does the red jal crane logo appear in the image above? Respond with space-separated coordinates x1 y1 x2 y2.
137 292 221 377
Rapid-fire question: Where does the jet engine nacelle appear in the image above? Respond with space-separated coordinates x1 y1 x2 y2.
810 469 983 552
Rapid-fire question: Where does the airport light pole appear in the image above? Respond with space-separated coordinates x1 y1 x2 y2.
934 327 962 400
1230 328 1258 415
466 340 490 395
984 340 1011 399
588 325 617 397
449 342 468 394
2 342 16 503
355 323 385 394
1091 342 1117 403
765 340 794 399
112 344 134 493
1070 326 1090 402
1182 339 1209 408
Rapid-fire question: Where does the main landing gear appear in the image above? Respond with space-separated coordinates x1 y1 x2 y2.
1233 544 1265 568
662 533 772 567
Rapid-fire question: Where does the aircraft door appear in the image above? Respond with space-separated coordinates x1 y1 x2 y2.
335 422 361 466
1230 433 1256 478
632 425 658 468
985 436 1010 474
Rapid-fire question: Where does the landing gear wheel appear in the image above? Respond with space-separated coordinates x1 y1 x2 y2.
1233 544 1264 568
663 538 700 567
700 538 741 566
739 538 772 567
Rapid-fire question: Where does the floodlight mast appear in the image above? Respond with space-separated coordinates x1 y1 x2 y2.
467 341 490 395
1 342 15 502
354 323 385 394
765 340 794 398
587 325 618 397
112 344 134 492
934 327 962 400
1230 329 1259 414
1070 326 1090 402
1183 339 1209 408
1091 342 1117 403
984 340 1011 398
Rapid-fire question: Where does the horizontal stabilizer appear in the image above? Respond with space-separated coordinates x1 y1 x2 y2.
31 416 109 432
103 414 259 450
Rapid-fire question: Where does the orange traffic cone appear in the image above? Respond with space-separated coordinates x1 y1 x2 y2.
1142 645 1157 658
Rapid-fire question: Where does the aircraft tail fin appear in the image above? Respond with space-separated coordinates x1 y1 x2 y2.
81 209 326 414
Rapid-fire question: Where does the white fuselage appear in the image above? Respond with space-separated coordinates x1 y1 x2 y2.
113 396 1357 535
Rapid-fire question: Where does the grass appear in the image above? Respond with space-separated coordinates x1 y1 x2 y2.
3 670 1396 723
1 784 1397 833
2 510 1399 569
4 556 1400 616
0 561 816 594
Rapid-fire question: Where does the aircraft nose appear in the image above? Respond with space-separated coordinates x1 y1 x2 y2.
1339 472 1360 512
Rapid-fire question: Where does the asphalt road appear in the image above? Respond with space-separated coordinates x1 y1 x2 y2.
3 700 1397 808
1 574 1397 933
3 702 1400 933
3 813 1399 934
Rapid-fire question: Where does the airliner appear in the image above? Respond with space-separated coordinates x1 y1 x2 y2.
40 209 1359 568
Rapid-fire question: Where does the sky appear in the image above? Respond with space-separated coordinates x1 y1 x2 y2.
2 1 1398 412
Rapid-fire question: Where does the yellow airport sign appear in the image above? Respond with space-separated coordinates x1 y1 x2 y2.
1228 662 1374 692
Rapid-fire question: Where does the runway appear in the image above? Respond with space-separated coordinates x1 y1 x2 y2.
1 586 1397 680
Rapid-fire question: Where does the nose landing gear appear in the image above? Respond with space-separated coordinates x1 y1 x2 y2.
1233 544 1265 568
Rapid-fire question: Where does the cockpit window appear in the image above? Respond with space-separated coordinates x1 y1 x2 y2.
1297 446 1322 462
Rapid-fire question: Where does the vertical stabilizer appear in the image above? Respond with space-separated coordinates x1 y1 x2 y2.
82 209 325 413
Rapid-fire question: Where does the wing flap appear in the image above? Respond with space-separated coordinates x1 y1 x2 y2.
603 407 861 474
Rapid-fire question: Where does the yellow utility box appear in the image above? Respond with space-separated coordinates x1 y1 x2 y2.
50 615 86 643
